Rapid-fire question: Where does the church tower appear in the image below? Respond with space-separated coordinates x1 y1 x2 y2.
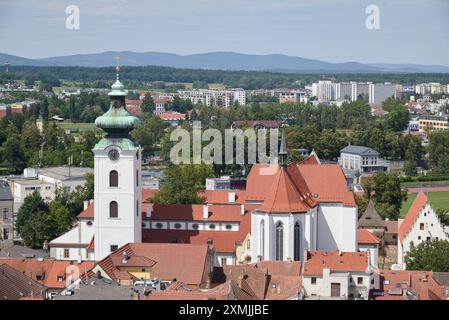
93 62 142 260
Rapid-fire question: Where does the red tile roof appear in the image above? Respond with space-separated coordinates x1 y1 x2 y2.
143 204 254 253
96 243 210 285
0 258 94 289
246 162 354 207
258 167 312 213
146 281 231 300
300 150 321 165
297 163 356 206
303 251 369 276
223 261 302 300
398 191 428 242
77 203 94 219
125 99 143 105
158 112 186 120
198 189 246 205
153 97 172 104
148 204 246 222
373 270 446 300
358 229 381 244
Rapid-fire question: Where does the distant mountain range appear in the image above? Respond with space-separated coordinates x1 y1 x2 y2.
1 51 449 73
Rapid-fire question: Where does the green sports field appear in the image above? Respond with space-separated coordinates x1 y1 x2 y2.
400 191 449 218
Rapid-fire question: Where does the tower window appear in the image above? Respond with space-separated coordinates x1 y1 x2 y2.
136 200 139 217
109 201 118 218
109 170 118 187
136 170 139 187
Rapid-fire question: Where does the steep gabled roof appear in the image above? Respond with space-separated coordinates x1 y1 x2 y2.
0 264 47 300
258 166 313 213
358 200 386 229
300 149 321 165
399 192 428 242
296 163 356 206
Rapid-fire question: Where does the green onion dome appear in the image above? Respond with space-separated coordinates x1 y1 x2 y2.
94 79 140 135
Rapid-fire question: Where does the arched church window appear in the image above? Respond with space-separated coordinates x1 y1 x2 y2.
294 222 301 261
275 221 283 261
260 220 265 260
109 170 118 187
109 201 118 218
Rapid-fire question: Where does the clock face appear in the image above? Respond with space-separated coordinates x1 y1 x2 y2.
108 148 120 161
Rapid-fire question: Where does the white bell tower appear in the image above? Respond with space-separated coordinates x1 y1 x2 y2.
92 61 142 261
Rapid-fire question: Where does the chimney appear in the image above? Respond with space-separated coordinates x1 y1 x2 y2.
203 205 209 220
83 200 89 211
240 204 245 216
228 192 236 203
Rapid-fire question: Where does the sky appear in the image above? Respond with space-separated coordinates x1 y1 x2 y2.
0 0 448 65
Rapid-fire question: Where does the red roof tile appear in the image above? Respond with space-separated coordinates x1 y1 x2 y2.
148 204 246 222
97 243 210 285
77 203 94 219
358 229 381 244
399 191 428 242
374 270 446 300
303 251 369 276
297 163 356 206
258 167 312 213
158 112 186 119
198 189 246 205
0 258 94 289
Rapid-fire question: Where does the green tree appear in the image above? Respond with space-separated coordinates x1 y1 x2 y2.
40 97 49 123
373 172 406 220
153 164 214 204
48 201 71 234
428 131 449 173
131 115 167 152
141 94 154 114
16 191 56 248
403 148 417 176
405 239 449 272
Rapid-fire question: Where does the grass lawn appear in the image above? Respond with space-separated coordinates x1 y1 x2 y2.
400 191 449 218
401 180 449 187
57 121 97 131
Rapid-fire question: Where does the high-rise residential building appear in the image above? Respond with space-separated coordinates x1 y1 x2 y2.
340 82 358 101
368 83 396 104
312 81 340 101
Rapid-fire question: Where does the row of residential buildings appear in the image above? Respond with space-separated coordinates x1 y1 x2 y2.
310 81 449 105
310 81 399 104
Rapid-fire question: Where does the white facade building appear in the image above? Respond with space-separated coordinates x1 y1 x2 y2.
398 192 449 269
302 251 379 300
